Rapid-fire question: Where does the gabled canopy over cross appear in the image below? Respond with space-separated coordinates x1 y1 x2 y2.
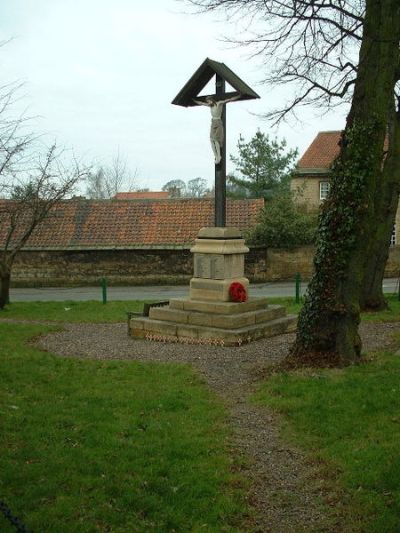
172 58 259 227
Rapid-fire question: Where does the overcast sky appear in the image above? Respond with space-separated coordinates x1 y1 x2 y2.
0 0 348 191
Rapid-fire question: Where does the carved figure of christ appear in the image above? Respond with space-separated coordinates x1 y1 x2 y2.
193 94 241 164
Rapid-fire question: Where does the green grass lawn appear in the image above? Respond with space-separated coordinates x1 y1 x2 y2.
0 297 299 324
2 293 399 324
272 293 400 321
0 298 300 324
2 294 400 531
255 346 400 530
0 295 400 322
0 300 148 323
361 294 400 321
0 323 247 532
253 294 400 531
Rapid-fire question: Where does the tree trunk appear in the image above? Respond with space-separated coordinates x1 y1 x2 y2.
360 197 398 311
291 0 400 366
361 248 390 312
361 102 400 311
0 252 13 310
0 270 11 310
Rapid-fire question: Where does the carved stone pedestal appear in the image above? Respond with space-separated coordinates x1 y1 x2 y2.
128 227 296 346
190 226 249 301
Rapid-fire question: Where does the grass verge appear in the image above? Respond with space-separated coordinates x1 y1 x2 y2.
254 349 400 532
0 300 148 323
361 294 400 321
270 293 400 321
0 298 301 324
2 293 400 324
0 323 247 532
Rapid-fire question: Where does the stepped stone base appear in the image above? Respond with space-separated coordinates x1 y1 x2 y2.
128 297 297 346
128 228 296 346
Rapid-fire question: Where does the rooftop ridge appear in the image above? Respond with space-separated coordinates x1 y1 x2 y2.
0 197 264 250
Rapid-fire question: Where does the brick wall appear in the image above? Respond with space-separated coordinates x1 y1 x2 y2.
9 245 400 287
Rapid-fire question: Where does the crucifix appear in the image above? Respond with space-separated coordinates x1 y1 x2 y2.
172 58 259 227
192 76 241 226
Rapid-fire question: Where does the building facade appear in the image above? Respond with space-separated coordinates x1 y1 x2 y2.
291 130 399 245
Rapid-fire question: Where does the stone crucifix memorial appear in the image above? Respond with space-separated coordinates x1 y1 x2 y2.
128 58 296 345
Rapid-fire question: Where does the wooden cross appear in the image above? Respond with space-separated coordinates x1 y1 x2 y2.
172 58 259 227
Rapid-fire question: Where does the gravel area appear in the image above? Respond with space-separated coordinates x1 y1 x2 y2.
29 321 400 531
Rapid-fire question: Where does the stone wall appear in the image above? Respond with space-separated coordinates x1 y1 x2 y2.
10 245 400 287
264 246 315 280
12 249 193 287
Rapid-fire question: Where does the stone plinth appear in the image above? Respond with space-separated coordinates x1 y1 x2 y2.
190 227 249 302
128 227 297 345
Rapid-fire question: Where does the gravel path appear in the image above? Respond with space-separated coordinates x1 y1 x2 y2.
32 321 400 532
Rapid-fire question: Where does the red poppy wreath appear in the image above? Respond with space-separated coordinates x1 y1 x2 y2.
229 282 247 303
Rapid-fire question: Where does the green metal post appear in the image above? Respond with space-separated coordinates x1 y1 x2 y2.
295 273 301 304
101 277 107 304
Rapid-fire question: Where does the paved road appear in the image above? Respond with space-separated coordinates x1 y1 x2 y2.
9 278 400 302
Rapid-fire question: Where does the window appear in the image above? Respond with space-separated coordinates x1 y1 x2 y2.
319 181 331 200
390 224 396 246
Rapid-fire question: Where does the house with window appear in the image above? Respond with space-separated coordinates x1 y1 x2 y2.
291 130 399 246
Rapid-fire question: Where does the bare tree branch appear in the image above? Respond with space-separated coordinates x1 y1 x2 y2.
183 0 365 121
0 78 89 307
86 149 139 199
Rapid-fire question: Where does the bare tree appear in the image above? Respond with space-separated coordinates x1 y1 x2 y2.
103 149 138 196
0 78 88 308
186 0 400 364
86 149 138 199
186 177 209 197
0 82 36 197
0 144 87 308
85 167 108 199
162 179 187 198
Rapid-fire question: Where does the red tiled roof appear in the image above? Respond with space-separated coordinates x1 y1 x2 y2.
297 131 342 169
297 130 389 171
113 191 170 199
0 198 264 250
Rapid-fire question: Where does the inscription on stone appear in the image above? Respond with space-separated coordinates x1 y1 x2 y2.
195 254 209 278
210 255 225 279
194 254 225 279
